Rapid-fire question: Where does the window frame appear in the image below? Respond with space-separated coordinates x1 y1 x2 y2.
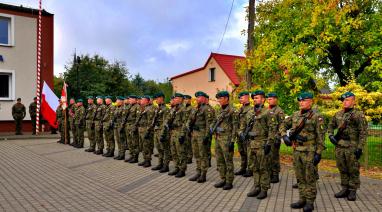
0 13 15 47
0 69 15 101
208 67 216 82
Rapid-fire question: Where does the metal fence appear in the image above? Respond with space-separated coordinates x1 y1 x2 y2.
280 123 382 168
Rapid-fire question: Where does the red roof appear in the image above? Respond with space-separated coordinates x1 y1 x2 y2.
170 52 244 86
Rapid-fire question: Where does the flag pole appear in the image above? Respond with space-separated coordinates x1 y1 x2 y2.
35 0 43 135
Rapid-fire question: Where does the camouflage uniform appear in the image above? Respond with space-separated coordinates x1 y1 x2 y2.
29 101 37 134
236 103 252 175
152 103 170 170
12 102 26 134
85 103 97 151
56 106 70 144
268 105 285 181
242 105 276 197
328 108 367 194
280 109 326 205
205 103 215 166
74 104 85 148
213 104 238 187
185 102 215 181
68 103 77 144
125 103 140 162
137 103 156 166
114 103 126 159
94 104 106 154
183 103 194 162
102 103 116 156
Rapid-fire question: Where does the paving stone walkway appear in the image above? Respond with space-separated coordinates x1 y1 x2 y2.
0 138 381 211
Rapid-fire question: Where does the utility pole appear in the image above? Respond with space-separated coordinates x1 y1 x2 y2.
246 0 255 89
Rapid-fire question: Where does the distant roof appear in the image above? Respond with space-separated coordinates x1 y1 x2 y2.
0 3 53 16
170 52 244 86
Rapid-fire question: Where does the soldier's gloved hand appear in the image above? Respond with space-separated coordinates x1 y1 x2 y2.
203 136 210 145
329 135 338 145
354 149 362 160
228 142 235 153
282 135 292 146
239 132 246 143
144 132 150 139
313 153 321 166
159 135 166 143
178 135 185 144
263 144 271 155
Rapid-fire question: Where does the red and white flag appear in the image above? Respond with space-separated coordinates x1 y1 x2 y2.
41 81 59 128
61 82 68 110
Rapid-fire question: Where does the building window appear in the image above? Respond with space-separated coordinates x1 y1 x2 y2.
0 14 14 46
209 68 215 82
0 70 15 100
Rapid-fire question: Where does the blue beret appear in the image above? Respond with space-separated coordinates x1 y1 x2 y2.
297 92 313 101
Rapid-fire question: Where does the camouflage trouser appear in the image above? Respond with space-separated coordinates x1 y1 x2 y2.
125 125 139 158
70 119 76 143
185 134 193 161
271 142 281 175
103 122 115 153
86 120 96 150
215 135 234 184
335 146 360 190
58 121 70 143
94 122 104 151
14 118 23 134
237 140 248 170
75 124 85 147
138 127 153 161
191 131 209 175
170 129 187 171
115 124 126 156
250 146 271 190
155 130 170 166
293 150 317 203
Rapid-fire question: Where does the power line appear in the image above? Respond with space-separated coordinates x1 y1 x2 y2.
217 0 235 52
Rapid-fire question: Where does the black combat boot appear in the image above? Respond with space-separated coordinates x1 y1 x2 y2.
197 173 206 183
168 168 179 176
95 149 103 155
175 170 185 178
223 183 233 190
129 156 139 163
106 151 114 157
270 174 279 183
143 160 151 168
151 164 163 171
138 160 146 166
159 165 169 173
292 183 298 189
116 155 125 160
214 181 226 188
243 170 253 177
234 168 246 176
85 148 94 152
291 200 306 209
102 150 110 157
189 173 201 181
303 202 314 212
247 187 261 197
334 188 349 198
124 156 133 162
257 190 267 199
347 190 357 201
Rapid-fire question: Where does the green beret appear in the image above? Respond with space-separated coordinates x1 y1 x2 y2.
96 96 104 99
105 95 113 99
266 92 278 98
297 92 313 101
195 91 208 98
128 95 137 99
183 95 192 99
251 90 265 98
216 91 230 98
238 91 249 98
142 95 151 100
339 91 355 101
77 99 83 103
117 96 125 100
87 96 94 99
153 92 165 99
174 93 184 98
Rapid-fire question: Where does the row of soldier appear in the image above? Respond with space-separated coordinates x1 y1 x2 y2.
55 90 367 212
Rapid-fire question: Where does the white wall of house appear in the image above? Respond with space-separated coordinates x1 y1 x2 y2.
0 13 37 121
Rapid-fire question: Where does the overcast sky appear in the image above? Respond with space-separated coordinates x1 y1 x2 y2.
6 0 247 81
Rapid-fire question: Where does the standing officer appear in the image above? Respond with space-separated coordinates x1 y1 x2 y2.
185 91 214 183
68 98 77 145
182 94 194 164
29 97 38 135
85 96 97 152
241 90 276 199
211 91 237 190
74 99 85 148
124 95 140 163
328 92 367 201
94 96 106 155
151 92 170 172
102 96 116 157
56 100 70 144
204 95 215 167
280 92 325 212
165 93 187 177
267 92 285 183
12 98 26 135
235 91 252 177
114 96 126 160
